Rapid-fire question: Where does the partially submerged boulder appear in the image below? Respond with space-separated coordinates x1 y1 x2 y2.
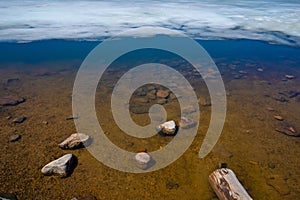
157 120 177 135
58 133 91 149
41 154 76 177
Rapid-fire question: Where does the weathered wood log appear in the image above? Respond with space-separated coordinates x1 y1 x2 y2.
209 168 252 200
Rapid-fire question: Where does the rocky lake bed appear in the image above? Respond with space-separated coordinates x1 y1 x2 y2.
0 50 300 199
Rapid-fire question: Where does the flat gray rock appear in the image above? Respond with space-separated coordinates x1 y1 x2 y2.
0 95 25 106
41 154 76 177
58 133 90 149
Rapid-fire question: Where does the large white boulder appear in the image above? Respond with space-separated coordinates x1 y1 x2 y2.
157 120 177 135
41 154 75 177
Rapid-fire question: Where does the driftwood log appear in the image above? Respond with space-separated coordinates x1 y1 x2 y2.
209 168 252 200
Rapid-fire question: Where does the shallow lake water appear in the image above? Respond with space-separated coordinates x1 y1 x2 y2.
0 40 299 199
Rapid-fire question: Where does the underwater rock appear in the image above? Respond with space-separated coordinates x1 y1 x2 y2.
166 181 179 189
58 133 91 149
41 154 76 177
183 105 197 114
169 93 177 100
268 163 276 169
66 116 78 120
135 87 147 97
146 90 156 100
198 97 211 106
0 192 18 200
156 89 170 99
257 68 264 72
9 134 21 142
0 95 25 106
13 117 26 123
5 78 20 84
273 96 289 102
179 117 196 129
134 152 151 170
285 74 295 80
157 120 177 135
157 99 167 105
131 96 149 104
278 90 300 98
71 194 97 200
275 123 299 137
266 107 275 111
273 115 283 121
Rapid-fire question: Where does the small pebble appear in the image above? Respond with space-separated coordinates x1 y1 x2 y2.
42 121 48 125
257 68 264 72
9 134 21 142
268 163 276 169
274 115 283 121
285 74 295 79
166 182 179 189
13 117 26 123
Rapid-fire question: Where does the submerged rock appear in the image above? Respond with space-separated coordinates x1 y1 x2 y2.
257 68 264 72
278 90 300 98
13 117 26 123
71 194 97 200
58 133 91 149
9 134 21 142
0 192 18 200
198 97 211 106
273 96 289 103
5 78 20 84
157 120 177 135
182 105 197 114
275 123 299 137
179 117 196 129
166 181 179 189
41 154 76 177
273 115 283 121
285 74 295 80
0 95 25 106
66 116 79 120
147 90 157 100
134 152 151 170
156 89 170 99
